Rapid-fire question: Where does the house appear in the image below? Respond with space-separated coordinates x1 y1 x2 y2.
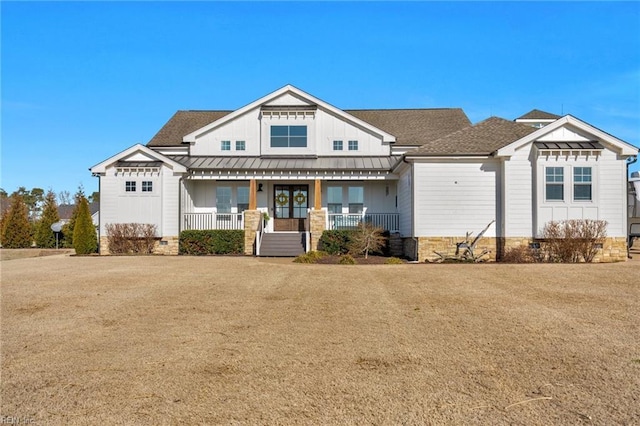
58 202 100 228
90 85 638 261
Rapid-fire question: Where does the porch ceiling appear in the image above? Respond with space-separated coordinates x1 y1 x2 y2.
169 155 402 172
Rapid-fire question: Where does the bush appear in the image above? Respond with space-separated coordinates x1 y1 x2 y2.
500 245 541 263
540 219 607 263
106 223 158 254
349 223 387 259
384 257 404 264
179 230 244 255
318 230 354 255
293 250 327 264
338 254 356 265
72 197 98 255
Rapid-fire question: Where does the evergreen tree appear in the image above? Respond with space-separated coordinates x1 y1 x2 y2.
35 190 60 248
72 196 97 254
2 194 32 248
61 186 84 248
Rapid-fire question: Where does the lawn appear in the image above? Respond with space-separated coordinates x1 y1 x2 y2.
1 253 638 424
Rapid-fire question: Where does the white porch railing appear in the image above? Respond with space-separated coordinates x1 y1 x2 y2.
183 212 244 230
328 213 399 231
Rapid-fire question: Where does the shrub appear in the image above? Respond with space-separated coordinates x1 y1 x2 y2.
500 245 541 263
540 219 607 263
384 257 404 264
72 197 98 255
293 250 327 264
2 194 32 248
106 223 158 254
338 254 356 265
179 230 244 255
318 230 354 255
349 223 387 259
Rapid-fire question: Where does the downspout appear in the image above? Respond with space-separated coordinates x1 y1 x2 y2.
401 156 419 261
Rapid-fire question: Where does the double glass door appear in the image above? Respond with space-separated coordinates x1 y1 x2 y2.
274 185 308 231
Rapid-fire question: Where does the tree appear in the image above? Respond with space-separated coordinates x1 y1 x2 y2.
72 196 97 254
88 191 99 203
2 194 32 248
61 186 85 248
348 223 387 259
35 190 60 248
58 190 72 205
11 187 44 221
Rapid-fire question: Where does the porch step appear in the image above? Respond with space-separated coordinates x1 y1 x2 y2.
259 232 306 257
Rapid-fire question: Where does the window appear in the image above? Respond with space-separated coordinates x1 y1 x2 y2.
236 140 246 151
327 187 342 213
270 126 307 148
348 186 364 213
237 187 249 212
333 140 343 151
574 167 592 201
125 181 136 192
348 140 358 151
142 181 153 192
221 140 231 151
545 167 564 201
216 187 232 213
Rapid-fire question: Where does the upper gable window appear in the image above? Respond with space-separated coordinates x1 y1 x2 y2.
348 140 359 151
333 140 343 151
236 141 246 151
221 140 231 151
125 181 136 192
271 126 307 148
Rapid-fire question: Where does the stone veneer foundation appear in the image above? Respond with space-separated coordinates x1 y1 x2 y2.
407 236 628 263
243 210 262 255
98 236 179 255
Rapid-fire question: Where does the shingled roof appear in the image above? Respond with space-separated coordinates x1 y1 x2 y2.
147 108 471 147
517 109 561 120
406 117 538 156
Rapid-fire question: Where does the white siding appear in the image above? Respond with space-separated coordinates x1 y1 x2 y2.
397 167 412 236
596 150 627 237
190 106 389 157
99 166 163 236
413 160 500 237
161 167 181 236
503 145 534 237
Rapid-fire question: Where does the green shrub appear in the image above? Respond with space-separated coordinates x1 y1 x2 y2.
384 257 404 264
293 250 327 264
338 254 356 265
318 230 354 255
179 230 244 255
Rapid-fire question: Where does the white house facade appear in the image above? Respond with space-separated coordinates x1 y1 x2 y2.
91 86 638 261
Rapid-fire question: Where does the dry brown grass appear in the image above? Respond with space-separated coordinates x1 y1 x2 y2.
1 251 639 424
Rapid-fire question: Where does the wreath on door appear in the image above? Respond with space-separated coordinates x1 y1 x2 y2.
294 191 307 206
276 192 289 207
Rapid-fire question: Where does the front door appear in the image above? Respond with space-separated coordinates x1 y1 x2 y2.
274 185 308 231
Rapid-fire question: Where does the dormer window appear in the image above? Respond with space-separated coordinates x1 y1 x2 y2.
270 126 307 148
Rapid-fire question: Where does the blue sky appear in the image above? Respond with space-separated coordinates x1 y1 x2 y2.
2 1 639 196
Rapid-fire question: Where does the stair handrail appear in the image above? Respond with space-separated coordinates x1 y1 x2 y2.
255 214 265 256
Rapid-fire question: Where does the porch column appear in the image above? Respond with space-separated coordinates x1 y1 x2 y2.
249 179 257 210
314 179 321 210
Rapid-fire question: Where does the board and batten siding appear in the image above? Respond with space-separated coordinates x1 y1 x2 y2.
160 166 181 236
413 160 500 237
503 145 534 237
397 167 412 236
98 165 163 236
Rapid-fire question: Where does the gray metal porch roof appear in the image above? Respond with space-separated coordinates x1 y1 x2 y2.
168 155 403 171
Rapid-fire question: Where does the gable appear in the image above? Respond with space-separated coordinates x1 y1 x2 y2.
90 144 187 174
